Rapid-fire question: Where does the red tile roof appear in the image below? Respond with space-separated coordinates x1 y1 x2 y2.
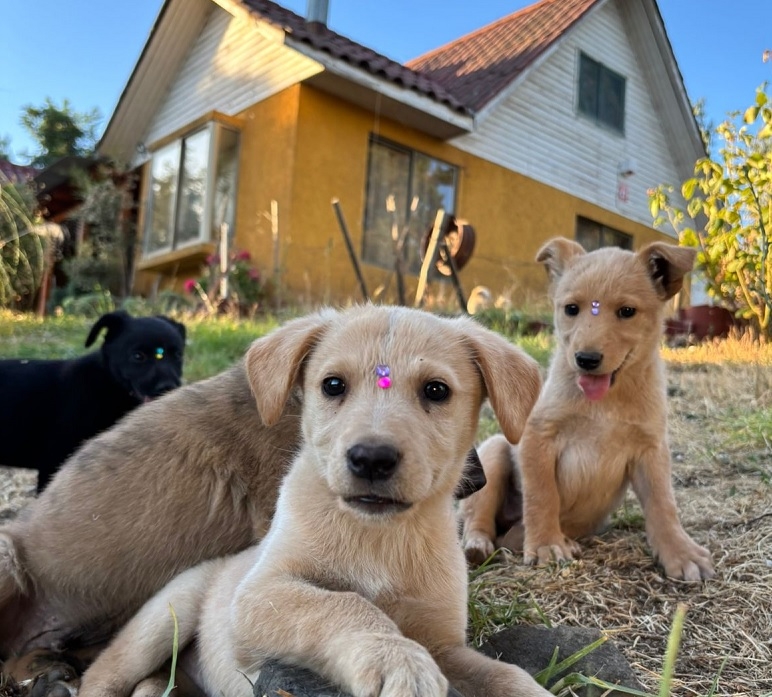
242 0 599 114
240 0 470 115
407 0 599 112
0 159 39 184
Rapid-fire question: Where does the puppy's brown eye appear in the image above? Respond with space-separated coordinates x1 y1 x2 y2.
322 377 346 397
618 306 636 319
424 381 450 402
565 304 579 316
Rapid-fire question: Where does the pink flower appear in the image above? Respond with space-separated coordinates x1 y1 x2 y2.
234 250 251 261
183 279 197 294
248 268 260 281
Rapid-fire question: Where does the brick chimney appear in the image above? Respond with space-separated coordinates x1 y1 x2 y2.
306 0 329 27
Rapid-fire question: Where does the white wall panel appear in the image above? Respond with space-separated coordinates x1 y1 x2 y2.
144 6 321 145
453 0 681 233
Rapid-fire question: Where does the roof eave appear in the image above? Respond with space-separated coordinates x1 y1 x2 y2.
98 0 212 164
474 0 609 121
285 38 474 139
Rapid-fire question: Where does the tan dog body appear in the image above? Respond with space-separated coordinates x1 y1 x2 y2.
0 363 299 656
78 305 547 697
461 239 715 582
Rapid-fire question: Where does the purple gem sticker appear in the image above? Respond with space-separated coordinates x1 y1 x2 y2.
591 301 600 316
375 364 391 389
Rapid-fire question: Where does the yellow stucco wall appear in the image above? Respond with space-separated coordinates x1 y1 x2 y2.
229 81 667 304
139 82 675 310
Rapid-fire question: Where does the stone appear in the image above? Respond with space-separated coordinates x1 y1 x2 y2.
253 659 465 697
479 625 645 696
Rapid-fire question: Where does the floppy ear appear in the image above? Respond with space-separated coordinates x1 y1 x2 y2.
245 313 332 427
156 315 187 342
638 242 697 300
85 310 131 347
465 322 541 445
535 237 586 284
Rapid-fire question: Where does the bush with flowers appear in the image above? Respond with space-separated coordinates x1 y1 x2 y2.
184 249 268 316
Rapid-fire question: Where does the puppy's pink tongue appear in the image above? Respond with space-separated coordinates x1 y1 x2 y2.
578 373 612 401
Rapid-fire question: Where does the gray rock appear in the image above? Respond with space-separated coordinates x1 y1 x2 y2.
252 625 643 697
479 625 645 696
253 659 465 697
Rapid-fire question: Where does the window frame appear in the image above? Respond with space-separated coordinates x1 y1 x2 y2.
576 51 627 135
361 135 460 274
142 120 240 259
575 216 633 251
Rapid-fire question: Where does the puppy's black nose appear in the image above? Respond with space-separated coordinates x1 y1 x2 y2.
575 351 603 371
346 443 401 481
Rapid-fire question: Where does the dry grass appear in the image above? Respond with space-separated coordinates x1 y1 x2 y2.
471 338 772 697
1 336 771 696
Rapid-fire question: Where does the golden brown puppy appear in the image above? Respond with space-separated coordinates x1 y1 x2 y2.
460 238 715 582
0 350 302 659
78 305 547 697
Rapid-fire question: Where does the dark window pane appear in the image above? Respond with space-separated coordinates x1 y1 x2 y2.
577 52 625 134
599 69 626 132
408 154 457 273
212 127 240 239
176 129 211 246
576 217 601 251
576 216 632 251
603 227 633 250
146 141 181 254
362 141 411 269
362 139 458 275
578 53 599 119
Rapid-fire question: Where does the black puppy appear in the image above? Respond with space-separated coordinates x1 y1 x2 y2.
0 311 186 492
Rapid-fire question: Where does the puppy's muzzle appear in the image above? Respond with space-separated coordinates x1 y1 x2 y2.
343 443 411 515
574 351 603 371
151 379 182 396
346 443 401 482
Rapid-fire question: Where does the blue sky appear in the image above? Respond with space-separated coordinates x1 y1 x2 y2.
1 0 769 163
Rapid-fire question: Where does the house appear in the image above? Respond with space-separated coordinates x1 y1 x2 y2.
0 159 39 185
98 0 703 308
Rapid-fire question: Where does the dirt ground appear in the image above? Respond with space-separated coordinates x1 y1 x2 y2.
1 360 770 696
471 361 772 696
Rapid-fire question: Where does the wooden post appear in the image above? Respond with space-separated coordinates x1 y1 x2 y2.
270 199 281 310
219 223 229 301
332 198 369 302
439 242 468 314
414 209 446 308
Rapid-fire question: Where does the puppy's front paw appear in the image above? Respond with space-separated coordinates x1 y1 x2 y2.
345 634 448 697
523 535 580 566
463 532 496 566
655 538 714 582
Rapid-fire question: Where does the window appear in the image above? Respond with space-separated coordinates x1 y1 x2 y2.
577 52 626 133
362 137 458 273
144 122 240 257
576 217 632 251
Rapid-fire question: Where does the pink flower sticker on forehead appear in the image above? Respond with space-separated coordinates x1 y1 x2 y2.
375 364 391 389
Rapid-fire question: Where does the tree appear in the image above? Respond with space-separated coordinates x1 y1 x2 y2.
20 98 100 168
0 178 46 309
0 135 12 161
649 83 772 336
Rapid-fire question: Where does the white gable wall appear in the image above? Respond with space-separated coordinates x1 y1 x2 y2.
144 6 322 147
452 0 679 235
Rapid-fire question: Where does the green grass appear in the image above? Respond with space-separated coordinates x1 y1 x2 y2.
0 308 552 383
0 309 281 383
3 306 738 697
714 406 772 483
